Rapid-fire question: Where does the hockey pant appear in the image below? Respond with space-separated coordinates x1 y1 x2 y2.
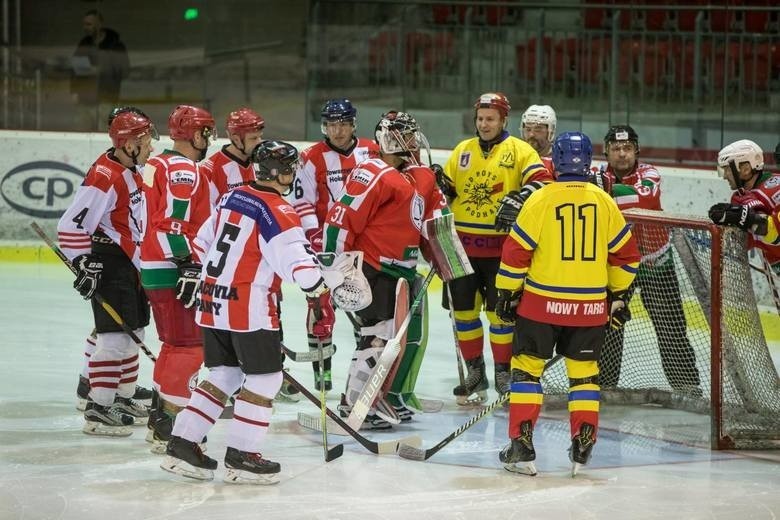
508 354 600 440
88 330 143 406
172 366 282 453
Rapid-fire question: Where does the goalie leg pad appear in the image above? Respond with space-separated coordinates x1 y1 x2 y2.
344 345 384 407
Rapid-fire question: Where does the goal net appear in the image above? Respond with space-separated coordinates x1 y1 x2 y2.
540 208 780 449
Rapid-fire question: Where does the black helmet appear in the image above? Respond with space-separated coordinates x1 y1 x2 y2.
251 140 299 182
604 125 640 154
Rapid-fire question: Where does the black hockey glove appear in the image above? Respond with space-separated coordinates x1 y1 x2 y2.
175 261 203 308
494 181 545 232
707 203 764 232
607 291 631 330
587 166 613 195
73 254 103 300
432 163 457 200
495 289 522 323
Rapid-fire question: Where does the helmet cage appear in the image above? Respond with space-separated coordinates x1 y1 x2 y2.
374 111 427 160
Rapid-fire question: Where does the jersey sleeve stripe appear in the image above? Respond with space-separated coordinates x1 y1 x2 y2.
497 267 526 279
521 163 546 177
509 224 537 250
608 225 632 249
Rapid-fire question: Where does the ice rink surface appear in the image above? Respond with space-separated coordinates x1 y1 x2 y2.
2 262 779 520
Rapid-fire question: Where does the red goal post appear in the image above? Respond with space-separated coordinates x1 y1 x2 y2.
540 208 780 450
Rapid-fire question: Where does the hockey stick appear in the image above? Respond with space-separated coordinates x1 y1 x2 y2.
346 268 437 431
281 342 336 363
31 222 157 363
445 283 467 389
283 371 420 455
315 335 340 462
398 354 563 461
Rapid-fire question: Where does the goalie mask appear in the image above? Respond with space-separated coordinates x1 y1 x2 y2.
251 140 299 194
717 139 764 189
374 111 430 162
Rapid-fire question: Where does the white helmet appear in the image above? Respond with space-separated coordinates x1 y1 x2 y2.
717 139 764 179
521 104 557 141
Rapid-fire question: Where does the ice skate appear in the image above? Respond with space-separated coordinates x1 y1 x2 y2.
387 393 415 422
146 407 173 454
161 436 217 481
276 370 301 403
112 396 149 425
374 396 402 425
494 363 510 395
500 420 537 476
223 447 281 485
337 394 392 430
569 423 596 477
76 375 90 411
453 355 489 405
82 401 133 437
132 384 153 402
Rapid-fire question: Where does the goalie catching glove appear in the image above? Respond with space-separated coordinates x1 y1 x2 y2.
174 260 202 309
495 289 522 323
708 203 768 235
607 291 631 330
73 254 103 300
494 181 546 232
316 251 372 311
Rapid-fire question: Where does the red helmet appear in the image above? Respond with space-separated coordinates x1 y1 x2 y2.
226 107 265 139
109 111 158 149
474 92 511 119
168 105 216 141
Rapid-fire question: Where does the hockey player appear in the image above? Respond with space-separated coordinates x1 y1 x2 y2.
141 104 216 451
520 104 556 174
58 110 159 435
495 132 640 476
708 139 780 266
161 140 337 484
323 110 449 428
592 125 701 394
292 98 378 392
201 107 265 206
74 106 155 411
438 92 551 404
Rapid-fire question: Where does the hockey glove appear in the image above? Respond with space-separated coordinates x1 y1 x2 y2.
495 289 522 323
587 166 613 195
607 291 631 330
305 228 323 253
494 191 524 232
432 163 457 200
306 290 336 338
73 254 103 300
707 203 764 232
175 261 202 309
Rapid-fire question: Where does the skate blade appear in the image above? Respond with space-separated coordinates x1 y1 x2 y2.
455 390 487 406
571 462 584 477
82 421 132 437
405 398 444 414
224 468 280 485
160 456 214 481
131 416 149 426
503 461 537 476
275 392 302 403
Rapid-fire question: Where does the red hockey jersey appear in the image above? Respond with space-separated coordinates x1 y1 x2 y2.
140 151 212 289
192 184 323 332
730 172 780 265
58 151 145 269
201 145 255 207
322 158 448 280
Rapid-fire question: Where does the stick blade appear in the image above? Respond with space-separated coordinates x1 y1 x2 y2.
397 442 427 461
325 444 344 462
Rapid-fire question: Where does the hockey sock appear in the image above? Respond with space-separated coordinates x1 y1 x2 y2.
226 372 282 453
116 328 143 398
172 366 243 444
508 354 545 439
487 311 513 364
89 332 134 406
453 311 484 360
80 329 98 379
153 343 204 408
565 358 600 440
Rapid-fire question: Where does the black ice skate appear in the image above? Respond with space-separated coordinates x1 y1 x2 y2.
160 436 217 481
82 401 133 437
494 363 511 396
499 420 537 476
223 447 281 485
387 393 415 423
453 355 489 405
112 396 149 425
569 422 596 477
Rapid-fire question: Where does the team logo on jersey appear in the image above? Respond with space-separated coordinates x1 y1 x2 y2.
95 164 112 179
459 152 471 169
463 169 500 219
170 170 195 186
764 175 780 189
499 150 515 169
410 193 425 231
352 170 375 186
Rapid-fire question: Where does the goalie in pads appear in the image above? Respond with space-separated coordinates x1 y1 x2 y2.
322 110 450 429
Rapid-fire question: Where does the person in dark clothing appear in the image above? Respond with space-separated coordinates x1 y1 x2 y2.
71 10 130 131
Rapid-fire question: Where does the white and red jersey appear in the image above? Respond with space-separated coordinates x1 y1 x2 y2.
201 145 255 207
57 151 145 268
292 138 378 233
597 161 669 262
541 155 554 177
140 151 213 289
322 157 449 280
191 184 323 332
730 172 780 265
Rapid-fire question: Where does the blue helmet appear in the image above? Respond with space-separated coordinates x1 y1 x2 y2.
552 132 593 176
321 98 357 131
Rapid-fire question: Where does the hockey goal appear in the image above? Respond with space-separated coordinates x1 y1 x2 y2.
541 208 780 449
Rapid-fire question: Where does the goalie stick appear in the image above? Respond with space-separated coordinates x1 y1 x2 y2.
346 268 437 432
281 342 336 363
283 371 421 455
397 355 563 461
31 222 157 363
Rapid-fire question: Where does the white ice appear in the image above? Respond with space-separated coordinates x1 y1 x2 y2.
1 262 779 520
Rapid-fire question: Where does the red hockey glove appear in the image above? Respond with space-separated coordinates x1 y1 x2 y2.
305 228 323 253
307 291 335 338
